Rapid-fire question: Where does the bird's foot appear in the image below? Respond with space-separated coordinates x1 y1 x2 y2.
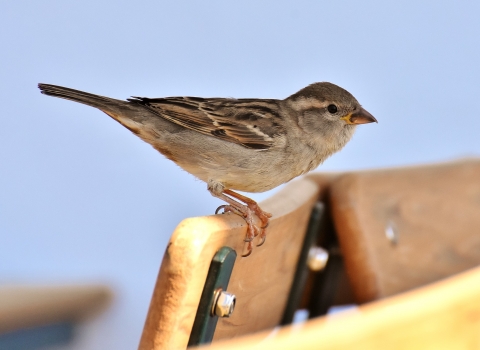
212 189 272 257
215 203 262 257
223 189 272 248
244 201 271 247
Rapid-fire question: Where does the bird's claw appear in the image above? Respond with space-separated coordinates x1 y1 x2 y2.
256 235 266 247
215 205 229 214
242 240 255 257
241 248 253 258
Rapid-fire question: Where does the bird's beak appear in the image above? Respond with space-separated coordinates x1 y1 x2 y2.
342 108 378 125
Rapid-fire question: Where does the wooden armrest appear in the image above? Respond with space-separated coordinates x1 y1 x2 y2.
139 177 326 350
199 263 480 350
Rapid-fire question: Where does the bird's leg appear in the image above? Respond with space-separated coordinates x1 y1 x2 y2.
211 191 259 256
223 189 272 226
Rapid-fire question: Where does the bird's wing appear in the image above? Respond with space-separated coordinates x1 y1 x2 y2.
127 96 285 150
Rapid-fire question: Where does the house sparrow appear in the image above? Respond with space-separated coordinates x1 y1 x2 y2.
38 82 377 256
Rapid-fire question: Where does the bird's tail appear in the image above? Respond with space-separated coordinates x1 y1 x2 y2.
38 83 128 112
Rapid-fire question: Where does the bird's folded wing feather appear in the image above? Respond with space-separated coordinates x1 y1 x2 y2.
128 96 285 150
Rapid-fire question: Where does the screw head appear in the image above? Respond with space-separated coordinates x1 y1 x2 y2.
307 246 329 271
385 222 399 245
212 289 236 317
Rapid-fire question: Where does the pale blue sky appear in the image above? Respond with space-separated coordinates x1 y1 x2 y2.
1 1 479 349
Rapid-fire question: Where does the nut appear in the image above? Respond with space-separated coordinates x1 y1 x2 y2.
212 289 236 317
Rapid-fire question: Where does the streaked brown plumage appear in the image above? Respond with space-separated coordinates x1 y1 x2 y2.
38 82 377 256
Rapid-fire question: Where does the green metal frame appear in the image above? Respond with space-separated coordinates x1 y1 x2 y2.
188 246 237 346
281 201 325 325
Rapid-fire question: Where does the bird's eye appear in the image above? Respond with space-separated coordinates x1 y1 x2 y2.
327 104 338 114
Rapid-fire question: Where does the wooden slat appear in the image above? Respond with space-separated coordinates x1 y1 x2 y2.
0 285 111 333
139 177 322 350
198 263 480 350
329 159 480 302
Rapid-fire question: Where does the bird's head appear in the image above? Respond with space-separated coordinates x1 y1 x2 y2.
285 82 377 136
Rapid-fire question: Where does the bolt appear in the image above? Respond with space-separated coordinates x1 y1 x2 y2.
212 288 236 317
307 246 329 271
385 223 398 245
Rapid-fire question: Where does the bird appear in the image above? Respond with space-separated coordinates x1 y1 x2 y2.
38 82 377 256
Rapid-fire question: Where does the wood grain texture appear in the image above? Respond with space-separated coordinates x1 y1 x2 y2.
138 177 321 350
0 285 111 333
328 159 480 302
198 263 480 350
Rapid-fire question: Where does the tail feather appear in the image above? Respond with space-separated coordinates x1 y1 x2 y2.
38 83 127 111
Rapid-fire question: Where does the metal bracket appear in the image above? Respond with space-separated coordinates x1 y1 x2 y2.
281 201 325 325
188 246 237 346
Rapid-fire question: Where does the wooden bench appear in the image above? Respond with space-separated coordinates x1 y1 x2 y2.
139 159 480 349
